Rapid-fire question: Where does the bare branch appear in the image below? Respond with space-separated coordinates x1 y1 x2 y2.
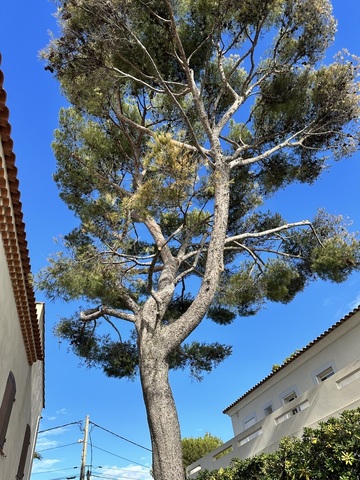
111 90 208 156
163 0 214 143
225 220 313 245
227 124 313 168
81 306 137 323
103 315 123 341
175 232 210 284
232 241 266 271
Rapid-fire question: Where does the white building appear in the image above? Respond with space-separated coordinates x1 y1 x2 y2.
187 305 360 478
0 55 45 480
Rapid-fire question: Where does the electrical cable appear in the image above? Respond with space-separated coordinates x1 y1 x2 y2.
89 421 152 452
91 473 150 480
31 466 79 475
38 421 82 434
39 476 75 480
91 444 150 469
37 442 81 452
92 465 151 477
88 426 94 477
35 418 151 477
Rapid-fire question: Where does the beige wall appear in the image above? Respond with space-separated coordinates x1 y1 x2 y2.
0 231 44 479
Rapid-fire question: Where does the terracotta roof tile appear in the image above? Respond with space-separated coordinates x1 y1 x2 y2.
0 54 43 365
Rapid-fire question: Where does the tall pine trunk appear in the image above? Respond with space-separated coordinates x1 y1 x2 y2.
139 334 185 480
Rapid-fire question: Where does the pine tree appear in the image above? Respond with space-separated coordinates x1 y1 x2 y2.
39 1 360 479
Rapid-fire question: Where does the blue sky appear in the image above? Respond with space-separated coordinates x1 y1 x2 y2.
1 2 360 480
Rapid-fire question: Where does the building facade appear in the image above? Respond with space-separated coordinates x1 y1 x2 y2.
187 306 360 478
0 55 45 480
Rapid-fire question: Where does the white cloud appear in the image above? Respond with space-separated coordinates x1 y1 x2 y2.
35 437 59 450
55 408 68 416
35 426 73 452
41 408 68 424
35 426 80 457
38 426 71 437
31 458 61 473
321 296 335 307
93 464 152 480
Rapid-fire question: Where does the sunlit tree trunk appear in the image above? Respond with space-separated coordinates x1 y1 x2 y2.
139 330 184 480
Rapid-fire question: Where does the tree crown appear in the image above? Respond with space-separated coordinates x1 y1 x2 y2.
39 0 360 379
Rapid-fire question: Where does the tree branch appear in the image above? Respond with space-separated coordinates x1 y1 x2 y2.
227 123 313 168
225 220 313 245
80 306 137 323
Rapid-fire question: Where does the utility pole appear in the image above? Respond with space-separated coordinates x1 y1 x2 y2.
80 415 90 480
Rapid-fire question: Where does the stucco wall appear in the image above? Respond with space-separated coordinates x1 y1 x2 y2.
227 311 360 436
0 234 44 479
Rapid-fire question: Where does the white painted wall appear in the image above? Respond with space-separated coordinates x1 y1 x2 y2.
187 310 360 478
227 311 360 436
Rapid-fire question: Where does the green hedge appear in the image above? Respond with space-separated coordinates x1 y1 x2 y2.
195 408 360 480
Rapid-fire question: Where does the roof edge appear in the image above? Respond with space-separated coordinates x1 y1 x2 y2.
0 54 43 364
223 304 360 413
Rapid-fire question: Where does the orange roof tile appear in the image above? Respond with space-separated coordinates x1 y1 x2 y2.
0 53 43 365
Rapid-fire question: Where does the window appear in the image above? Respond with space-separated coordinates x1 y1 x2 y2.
264 404 273 416
337 368 360 389
282 389 299 415
16 424 31 480
0 371 16 453
238 428 263 446
244 415 256 430
283 391 297 404
189 466 201 476
275 400 310 424
317 366 335 383
312 361 336 385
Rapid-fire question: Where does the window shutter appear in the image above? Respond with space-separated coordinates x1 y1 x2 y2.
0 371 16 451
16 424 31 480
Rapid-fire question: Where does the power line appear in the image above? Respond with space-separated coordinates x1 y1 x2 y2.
91 472 150 480
40 476 76 480
37 442 81 452
90 421 151 452
38 421 82 434
92 465 151 477
32 467 79 475
91 444 149 469
35 417 151 478
89 428 94 471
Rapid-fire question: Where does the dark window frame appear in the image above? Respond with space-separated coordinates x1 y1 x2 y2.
0 371 16 453
16 424 31 480
317 366 335 382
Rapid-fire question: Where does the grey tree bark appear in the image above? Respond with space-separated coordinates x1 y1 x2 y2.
138 332 184 480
